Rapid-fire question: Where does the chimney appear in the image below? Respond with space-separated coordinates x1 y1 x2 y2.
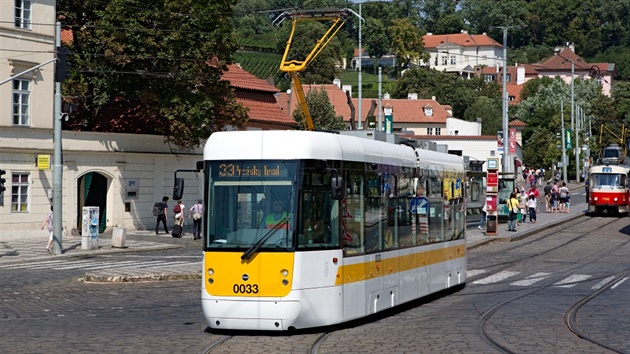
333 78 341 88
384 92 390 100
431 96 436 101
408 93 418 100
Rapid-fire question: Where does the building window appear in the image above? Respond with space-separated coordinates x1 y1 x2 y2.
427 127 433 135
596 77 602 86
505 74 511 82
441 56 448 66
509 95 515 101
484 74 494 82
13 79 30 126
424 108 433 116
436 127 441 135
464 56 469 63
15 0 31 29
482 55 487 62
450 55 456 65
11 173 29 212
490 151 496 157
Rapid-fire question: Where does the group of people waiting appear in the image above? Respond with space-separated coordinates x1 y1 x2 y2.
154 196 204 239
504 180 570 232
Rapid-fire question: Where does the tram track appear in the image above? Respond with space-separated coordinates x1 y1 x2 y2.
467 216 614 282
200 334 232 354
564 272 630 354
474 217 630 353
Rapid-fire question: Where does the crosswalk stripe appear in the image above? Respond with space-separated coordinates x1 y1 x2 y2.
591 276 616 290
511 272 551 286
55 260 140 270
473 271 519 284
554 274 592 288
83 260 167 270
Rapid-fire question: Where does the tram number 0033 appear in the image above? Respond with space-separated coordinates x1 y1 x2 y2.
233 283 259 294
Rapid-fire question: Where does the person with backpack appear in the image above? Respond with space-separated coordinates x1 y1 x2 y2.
189 199 203 240
173 200 185 227
154 196 169 235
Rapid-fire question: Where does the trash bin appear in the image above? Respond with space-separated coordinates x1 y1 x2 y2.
112 227 127 248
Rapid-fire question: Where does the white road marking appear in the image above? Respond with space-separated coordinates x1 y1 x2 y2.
511 272 551 286
473 271 519 284
467 269 488 277
611 277 629 289
555 274 592 288
591 276 616 290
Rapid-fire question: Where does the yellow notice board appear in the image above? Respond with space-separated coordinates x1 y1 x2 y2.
37 155 50 170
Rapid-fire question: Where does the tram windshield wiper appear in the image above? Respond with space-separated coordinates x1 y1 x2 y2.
241 217 289 261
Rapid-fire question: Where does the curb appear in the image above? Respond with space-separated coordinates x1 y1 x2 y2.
81 272 201 283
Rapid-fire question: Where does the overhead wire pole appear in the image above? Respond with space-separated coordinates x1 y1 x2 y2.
52 21 63 255
357 3 363 130
490 25 520 174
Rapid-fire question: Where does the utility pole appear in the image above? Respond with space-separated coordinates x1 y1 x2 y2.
490 25 520 174
357 3 363 130
561 100 568 183
52 22 63 255
378 66 382 131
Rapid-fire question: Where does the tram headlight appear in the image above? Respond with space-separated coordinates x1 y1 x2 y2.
207 268 214 276
594 197 598 202
614 197 618 202
281 269 289 277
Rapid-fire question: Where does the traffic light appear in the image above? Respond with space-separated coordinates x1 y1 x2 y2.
0 169 6 193
55 46 72 82
556 132 561 149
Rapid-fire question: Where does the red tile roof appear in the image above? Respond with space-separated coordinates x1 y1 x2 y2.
423 32 502 49
509 119 527 127
221 65 295 127
278 84 452 124
222 64 280 93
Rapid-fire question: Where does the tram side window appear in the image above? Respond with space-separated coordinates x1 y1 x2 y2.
342 169 365 255
297 188 339 248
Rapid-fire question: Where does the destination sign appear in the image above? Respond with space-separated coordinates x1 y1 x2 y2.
217 163 287 178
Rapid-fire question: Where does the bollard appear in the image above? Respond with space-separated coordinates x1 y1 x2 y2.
112 227 127 248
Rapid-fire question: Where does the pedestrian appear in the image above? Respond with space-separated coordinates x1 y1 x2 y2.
565 193 571 214
155 196 169 235
559 182 569 213
173 200 185 227
41 206 54 252
543 181 552 212
527 194 538 223
507 192 519 232
189 199 203 240
519 189 528 223
478 201 487 230
550 190 558 213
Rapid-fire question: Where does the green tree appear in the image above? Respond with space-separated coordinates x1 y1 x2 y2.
363 18 391 75
292 87 346 130
463 96 502 136
59 0 248 150
388 18 427 76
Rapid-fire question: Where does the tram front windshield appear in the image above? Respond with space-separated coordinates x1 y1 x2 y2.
206 160 298 250
591 173 626 189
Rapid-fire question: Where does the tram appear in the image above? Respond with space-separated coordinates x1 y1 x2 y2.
587 164 630 215
198 130 467 331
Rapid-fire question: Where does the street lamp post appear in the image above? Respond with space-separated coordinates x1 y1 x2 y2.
357 3 363 130
555 50 578 181
490 25 520 174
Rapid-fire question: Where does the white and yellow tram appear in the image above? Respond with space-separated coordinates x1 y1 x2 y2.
200 130 467 331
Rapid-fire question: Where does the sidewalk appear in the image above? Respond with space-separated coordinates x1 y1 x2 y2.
0 183 586 281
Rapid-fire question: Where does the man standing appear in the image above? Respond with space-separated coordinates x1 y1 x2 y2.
543 181 552 212
189 199 204 240
155 196 169 235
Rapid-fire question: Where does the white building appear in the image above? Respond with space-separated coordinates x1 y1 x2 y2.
0 1 202 234
421 31 503 78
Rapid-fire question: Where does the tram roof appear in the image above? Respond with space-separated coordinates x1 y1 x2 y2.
204 130 419 167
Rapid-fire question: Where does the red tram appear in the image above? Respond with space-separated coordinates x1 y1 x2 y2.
587 164 630 215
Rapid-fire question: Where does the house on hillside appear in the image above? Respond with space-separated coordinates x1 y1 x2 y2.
277 83 471 135
421 31 503 78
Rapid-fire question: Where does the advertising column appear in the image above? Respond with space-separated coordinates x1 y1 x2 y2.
485 158 499 236
82 207 99 250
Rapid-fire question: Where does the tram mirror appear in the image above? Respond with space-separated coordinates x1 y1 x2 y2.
331 176 344 200
196 161 204 171
173 178 185 200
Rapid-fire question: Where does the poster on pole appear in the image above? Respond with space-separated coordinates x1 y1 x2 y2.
509 129 516 154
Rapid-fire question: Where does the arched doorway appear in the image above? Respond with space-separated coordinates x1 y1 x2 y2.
77 172 108 233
